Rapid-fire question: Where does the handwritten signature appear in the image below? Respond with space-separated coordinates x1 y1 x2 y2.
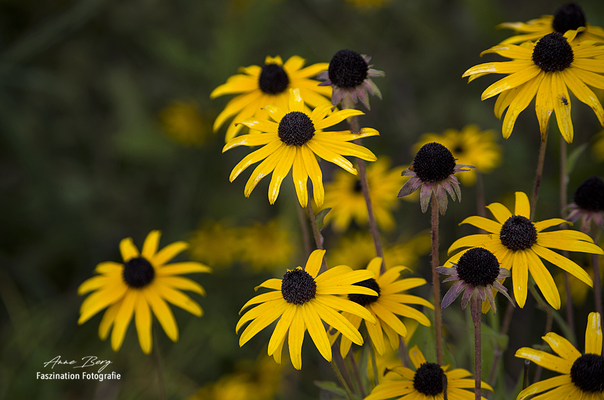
43 355 112 373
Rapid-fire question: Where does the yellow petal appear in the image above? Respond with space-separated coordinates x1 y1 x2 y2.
514 192 531 218
526 250 560 309
238 299 287 346
516 375 572 400
460 216 501 233
134 294 152 354
315 295 375 323
515 347 572 374
78 281 128 324
289 88 304 112
291 147 309 207
243 146 284 197
552 72 573 143
501 73 543 139
305 249 326 278
302 303 331 362
365 316 385 355
537 231 604 254
448 234 495 254
144 289 178 342
300 146 324 207
98 301 121 340
534 218 570 232
155 262 212 276
268 145 295 204
585 312 602 356
222 131 278 153
534 71 554 140
542 332 581 362
563 68 604 126
487 202 512 224
306 140 356 174
78 275 113 295
408 345 427 369
228 140 282 182
94 261 123 275
119 237 139 262
512 250 529 308
288 308 305 370
314 109 365 131
313 302 363 346
156 283 202 316
531 244 593 287
141 231 161 260
111 291 137 352
267 304 296 356
152 241 189 267
481 65 541 100
161 276 206 296
283 55 305 73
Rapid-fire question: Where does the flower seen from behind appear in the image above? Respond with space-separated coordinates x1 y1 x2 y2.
78 230 211 354
211 55 331 141
398 142 472 215
321 157 405 231
413 125 501 186
498 3 604 45
236 249 378 370
365 345 493 400
438 247 513 313
331 257 433 357
463 30 604 143
566 176 604 231
318 49 384 110
515 312 603 400
223 88 379 208
447 191 603 309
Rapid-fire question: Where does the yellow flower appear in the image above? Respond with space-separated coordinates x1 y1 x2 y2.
515 312 603 399
331 257 432 357
223 88 379 207
188 221 240 267
78 231 211 354
239 220 293 270
211 55 331 142
447 192 603 309
159 100 206 146
236 249 377 370
498 3 604 45
413 125 501 185
321 157 405 231
365 345 493 400
463 30 604 143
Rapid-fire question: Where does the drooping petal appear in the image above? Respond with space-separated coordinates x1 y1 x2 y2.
542 332 581 362
302 303 332 362
526 250 560 310
144 289 178 342
111 291 137 351
134 294 152 354
512 250 529 308
515 347 572 374
531 244 593 287
268 145 295 204
155 262 212 276
585 312 602 356
551 73 573 143
516 375 572 400
267 304 295 357
288 308 306 370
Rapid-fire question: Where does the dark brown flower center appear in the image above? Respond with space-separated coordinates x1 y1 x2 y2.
278 111 315 146
412 142 456 182
281 268 317 305
456 248 500 287
570 354 604 393
413 363 447 396
500 215 538 251
123 257 155 288
553 3 586 33
574 176 604 211
532 32 574 73
348 278 380 306
259 63 289 94
327 49 368 89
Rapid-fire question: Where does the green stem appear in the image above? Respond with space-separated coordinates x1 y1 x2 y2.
153 330 166 400
368 341 379 388
349 349 366 398
331 357 355 400
471 296 482 400
297 201 312 256
591 227 603 318
530 133 548 220
431 193 443 365
488 302 514 387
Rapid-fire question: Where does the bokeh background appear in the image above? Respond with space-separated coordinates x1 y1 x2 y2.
1 0 603 399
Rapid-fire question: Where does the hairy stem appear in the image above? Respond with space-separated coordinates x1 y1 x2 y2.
153 330 166 400
471 296 482 400
488 302 514 386
297 202 312 256
591 228 603 318
431 192 443 365
331 356 355 400
530 133 548 220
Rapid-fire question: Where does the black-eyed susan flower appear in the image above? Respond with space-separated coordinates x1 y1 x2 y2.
188 221 240 267
413 125 501 186
515 312 603 400
447 191 603 310
223 88 379 207
330 257 433 357
239 220 293 270
398 142 473 215
211 55 331 142
321 157 405 232
463 30 604 143
236 249 378 370
498 3 604 45
78 230 211 354
159 100 206 146
318 49 384 110
566 176 604 231
437 247 513 312
365 345 493 400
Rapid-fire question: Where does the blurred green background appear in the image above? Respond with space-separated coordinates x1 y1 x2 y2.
1 0 603 399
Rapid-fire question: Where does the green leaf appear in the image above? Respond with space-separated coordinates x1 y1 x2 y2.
566 143 588 175
314 381 347 397
315 208 331 232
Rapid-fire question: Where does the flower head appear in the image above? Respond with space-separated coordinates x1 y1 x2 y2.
318 49 384 110
321 157 405 231
437 247 513 312
515 312 603 400
223 88 379 207
498 3 604 45
211 55 331 141
330 257 433 357
236 249 378 370
398 142 473 215
447 191 603 309
366 345 493 400
78 231 211 354
463 30 604 143
566 176 604 231
413 125 501 185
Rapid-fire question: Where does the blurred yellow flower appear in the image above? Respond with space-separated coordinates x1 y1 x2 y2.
344 0 390 9
239 220 293 271
321 157 405 232
188 221 240 267
413 125 501 185
159 100 206 146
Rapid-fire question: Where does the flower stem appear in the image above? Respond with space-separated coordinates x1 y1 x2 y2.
488 302 514 387
471 296 482 400
153 330 166 400
398 335 410 368
297 201 312 256
431 192 443 365
475 172 486 219
368 341 379 387
591 227 603 318
559 137 576 340
530 133 548 220
331 356 355 400
345 108 385 274
349 349 366 398
527 280 553 382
